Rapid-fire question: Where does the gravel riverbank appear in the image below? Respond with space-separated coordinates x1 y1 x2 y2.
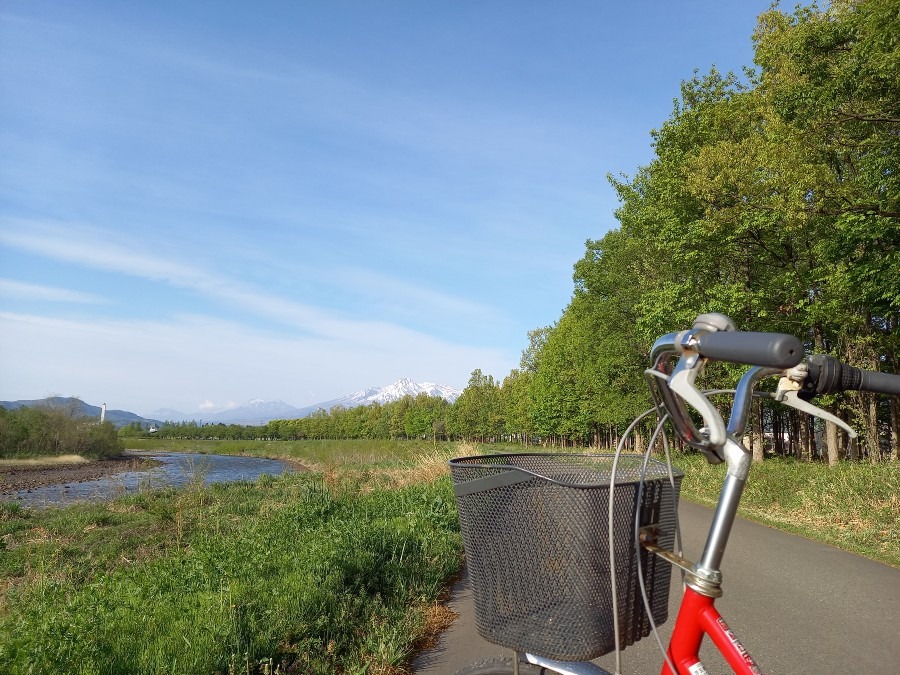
0 453 160 496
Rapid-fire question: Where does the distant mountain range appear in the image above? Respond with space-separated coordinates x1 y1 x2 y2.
0 378 462 428
151 378 462 425
308 378 461 414
152 399 307 426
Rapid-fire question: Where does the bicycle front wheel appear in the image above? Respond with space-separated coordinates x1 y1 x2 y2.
454 657 552 675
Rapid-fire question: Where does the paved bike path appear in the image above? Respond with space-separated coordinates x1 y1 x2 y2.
412 501 900 674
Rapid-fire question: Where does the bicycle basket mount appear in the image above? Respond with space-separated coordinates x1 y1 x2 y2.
449 453 683 661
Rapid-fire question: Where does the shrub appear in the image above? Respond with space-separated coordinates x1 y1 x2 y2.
0 406 123 459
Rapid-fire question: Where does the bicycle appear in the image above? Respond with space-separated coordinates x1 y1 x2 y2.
448 313 900 675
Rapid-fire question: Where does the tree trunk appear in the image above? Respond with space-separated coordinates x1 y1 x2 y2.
798 414 812 461
773 411 783 456
854 392 878 462
891 397 899 462
749 398 764 463
826 420 840 467
863 393 879 462
791 412 801 460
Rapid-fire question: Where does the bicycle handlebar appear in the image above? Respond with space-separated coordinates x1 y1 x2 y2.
693 331 803 369
804 354 900 397
650 312 803 370
650 315 898 458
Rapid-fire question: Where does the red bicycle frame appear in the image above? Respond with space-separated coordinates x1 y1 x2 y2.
662 586 761 674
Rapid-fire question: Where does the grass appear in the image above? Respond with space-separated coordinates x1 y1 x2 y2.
0 447 463 674
130 439 899 566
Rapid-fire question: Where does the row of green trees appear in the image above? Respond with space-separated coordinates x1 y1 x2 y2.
0 405 123 459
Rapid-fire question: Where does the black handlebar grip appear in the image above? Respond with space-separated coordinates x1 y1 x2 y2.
857 369 900 396
806 355 900 396
694 331 804 369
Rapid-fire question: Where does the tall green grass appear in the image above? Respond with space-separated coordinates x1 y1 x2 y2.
127 439 899 566
0 468 462 674
1 437 895 675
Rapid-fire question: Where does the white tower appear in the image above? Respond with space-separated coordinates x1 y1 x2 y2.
100 403 106 424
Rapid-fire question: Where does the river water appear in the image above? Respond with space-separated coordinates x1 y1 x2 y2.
10 451 294 508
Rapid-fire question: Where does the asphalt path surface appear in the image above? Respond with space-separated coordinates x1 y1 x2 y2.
412 501 900 674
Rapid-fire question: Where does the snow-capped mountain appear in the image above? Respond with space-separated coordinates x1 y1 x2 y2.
323 378 461 409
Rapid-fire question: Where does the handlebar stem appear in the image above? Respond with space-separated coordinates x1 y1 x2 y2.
694 437 751 586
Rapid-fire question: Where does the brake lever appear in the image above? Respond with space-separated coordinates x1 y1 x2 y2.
774 373 858 439
668 354 727 449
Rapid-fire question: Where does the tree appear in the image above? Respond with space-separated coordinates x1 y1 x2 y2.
500 369 534 444
450 370 503 441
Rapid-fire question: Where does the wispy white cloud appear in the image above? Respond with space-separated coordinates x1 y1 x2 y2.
0 217 511 338
3 12 600 190
0 14 606 331
125 38 593 174
0 220 357 335
0 278 106 304
326 265 497 319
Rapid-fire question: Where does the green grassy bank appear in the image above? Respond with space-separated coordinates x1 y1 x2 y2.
0 455 462 674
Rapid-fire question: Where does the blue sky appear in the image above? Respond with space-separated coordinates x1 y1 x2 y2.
0 0 772 416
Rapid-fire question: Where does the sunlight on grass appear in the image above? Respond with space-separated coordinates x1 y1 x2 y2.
7 439 893 673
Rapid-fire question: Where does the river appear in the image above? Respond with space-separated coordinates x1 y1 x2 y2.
8 451 295 508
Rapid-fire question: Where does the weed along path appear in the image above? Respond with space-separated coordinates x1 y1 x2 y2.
1 450 301 508
413 501 900 674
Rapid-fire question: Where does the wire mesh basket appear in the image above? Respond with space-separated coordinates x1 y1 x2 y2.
449 453 683 661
